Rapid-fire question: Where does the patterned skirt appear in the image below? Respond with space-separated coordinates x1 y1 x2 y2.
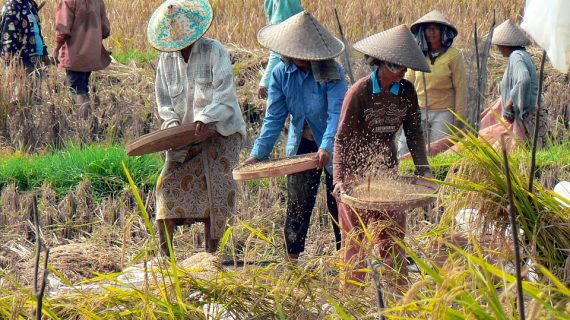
155 133 242 239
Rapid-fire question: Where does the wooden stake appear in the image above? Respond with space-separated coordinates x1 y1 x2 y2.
30 194 49 320
334 8 354 84
501 134 526 320
528 50 547 194
368 259 386 320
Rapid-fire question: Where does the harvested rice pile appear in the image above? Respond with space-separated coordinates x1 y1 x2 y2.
17 242 122 283
348 176 435 202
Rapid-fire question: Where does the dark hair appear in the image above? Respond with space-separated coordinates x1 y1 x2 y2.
364 55 382 67
497 45 526 53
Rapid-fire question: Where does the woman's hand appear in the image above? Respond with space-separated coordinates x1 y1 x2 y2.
242 156 259 166
332 182 346 199
316 148 330 170
503 99 515 123
166 121 180 128
195 121 208 138
52 46 61 65
257 86 268 99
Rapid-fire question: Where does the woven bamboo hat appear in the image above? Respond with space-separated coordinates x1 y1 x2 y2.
147 0 213 52
491 20 532 47
257 11 344 61
354 25 431 72
410 10 458 36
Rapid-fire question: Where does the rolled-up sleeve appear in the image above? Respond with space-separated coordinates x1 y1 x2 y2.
321 66 348 154
250 67 288 160
55 0 75 44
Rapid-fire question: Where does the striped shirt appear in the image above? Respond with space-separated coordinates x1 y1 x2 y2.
155 37 246 162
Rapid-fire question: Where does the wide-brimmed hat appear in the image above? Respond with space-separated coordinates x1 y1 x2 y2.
354 25 431 72
257 11 344 61
147 0 213 52
491 20 532 47
410 10 458 36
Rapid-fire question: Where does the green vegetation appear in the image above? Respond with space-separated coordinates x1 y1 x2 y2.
112 50 159 65
400 141 570 181
0 144 162 198
1 141 568 200
433 131 570 272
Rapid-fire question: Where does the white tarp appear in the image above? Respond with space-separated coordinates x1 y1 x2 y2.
521 0 570 73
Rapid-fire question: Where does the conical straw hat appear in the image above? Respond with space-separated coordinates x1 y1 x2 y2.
257 11 344 61
354 25 431 72
410 10 458 36
147 0 213 52
491 20 532 47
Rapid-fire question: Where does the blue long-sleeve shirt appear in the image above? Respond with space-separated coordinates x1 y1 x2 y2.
251 61 348 174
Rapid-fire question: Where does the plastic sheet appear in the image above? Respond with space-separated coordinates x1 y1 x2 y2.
521 0 570 73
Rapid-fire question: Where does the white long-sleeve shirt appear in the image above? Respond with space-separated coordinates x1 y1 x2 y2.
155 37 246 162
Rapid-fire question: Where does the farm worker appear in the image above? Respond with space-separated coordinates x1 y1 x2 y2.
398 10 467 156
257 0 304 99
489 20 547 147
333 25 433 291
243 11 348 261
147 0 246 256
1 0 50 103
54 0 111 118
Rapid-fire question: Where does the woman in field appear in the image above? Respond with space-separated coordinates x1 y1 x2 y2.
148 0 246 256
398 10 467 156
333 25 433 291
244 11 348 261
489 19 547 146
54 0 111 117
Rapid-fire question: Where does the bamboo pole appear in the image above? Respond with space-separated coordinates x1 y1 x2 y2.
334 8 354 84
368 259 386 320
528 50 547 194
31 194 49 320
422 73 430 156
476 10 496 131
501 134 526 320
474 22 481 127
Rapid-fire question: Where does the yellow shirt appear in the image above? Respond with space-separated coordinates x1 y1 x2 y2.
405 47 467 118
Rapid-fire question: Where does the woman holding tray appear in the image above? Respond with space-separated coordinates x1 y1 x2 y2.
243 11 348 261
148 0 246 256
333 25 433 291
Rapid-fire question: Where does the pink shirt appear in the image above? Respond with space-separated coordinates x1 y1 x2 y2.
55 0 111 72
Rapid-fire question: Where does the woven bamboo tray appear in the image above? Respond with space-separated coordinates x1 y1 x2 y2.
233 153 319 180
126 123 216 156
341 175 438 211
